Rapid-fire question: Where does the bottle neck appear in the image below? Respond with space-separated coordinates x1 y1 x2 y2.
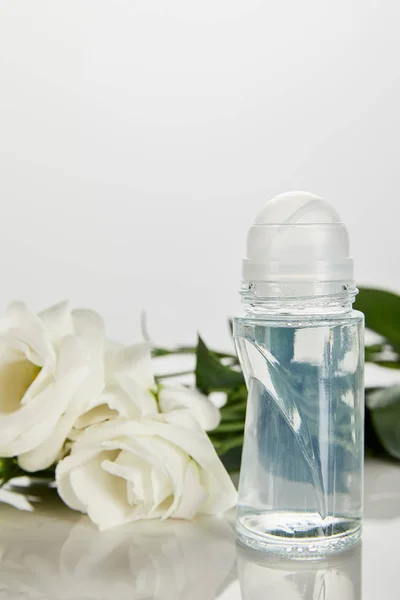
240 281 358 316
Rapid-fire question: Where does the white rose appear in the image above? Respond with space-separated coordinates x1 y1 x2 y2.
0 302 104 472
56 412 237 530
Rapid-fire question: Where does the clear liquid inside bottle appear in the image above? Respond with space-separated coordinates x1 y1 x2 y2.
234 305 364 558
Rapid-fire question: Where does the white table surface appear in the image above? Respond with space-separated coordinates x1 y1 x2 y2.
0 458 398 600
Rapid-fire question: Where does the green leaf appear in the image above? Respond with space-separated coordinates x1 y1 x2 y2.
366 385 400 459
0 457 23 487
365 343 385 354
210 431 244 471
355 288 400 347
219 446 243 473
195 336 244 394
365 344 385 361
371 361 400 370
364 341 400 368
208 386 246 471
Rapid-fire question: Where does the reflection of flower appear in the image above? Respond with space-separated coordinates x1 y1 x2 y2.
56 412 237 529
0 302 104 472
0 503 236 600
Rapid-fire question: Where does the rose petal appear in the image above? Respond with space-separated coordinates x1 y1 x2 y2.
74 405 119 430
0 366 88 458
71 309 105 363
158 386 220 431
38 301 73 344
59 450 132 530
115 374 158 417
99 384 141 419
102 435 188 519
150 466 172 511
0 358 40 414
106 343 156 391
172 460 206 520
56 449 100 512
18 406 87 472
20 362 53 406
141 414 237 514
104 450 147 490
1 302 56 369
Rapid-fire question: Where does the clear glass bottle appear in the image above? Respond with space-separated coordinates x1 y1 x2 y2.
234 192 364 558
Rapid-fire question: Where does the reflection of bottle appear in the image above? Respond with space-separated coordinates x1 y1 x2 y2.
234 192 364 558
237 543 362 600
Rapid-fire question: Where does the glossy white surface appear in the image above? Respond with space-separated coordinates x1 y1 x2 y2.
0 459 398 599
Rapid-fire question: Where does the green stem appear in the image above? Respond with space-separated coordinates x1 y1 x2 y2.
218 414 246 423
212 435 244 455
212 422 245 433
153 346 237 360
223 393 247 405
220 400 247 413
152 346 196 357
156 370 195 379
221 408 246 416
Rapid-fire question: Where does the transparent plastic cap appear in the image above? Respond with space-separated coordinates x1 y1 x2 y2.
242 191 354 283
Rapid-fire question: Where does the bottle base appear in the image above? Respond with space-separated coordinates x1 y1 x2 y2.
236 512 361 559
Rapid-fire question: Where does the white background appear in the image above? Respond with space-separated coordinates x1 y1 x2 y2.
0 0 399 351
